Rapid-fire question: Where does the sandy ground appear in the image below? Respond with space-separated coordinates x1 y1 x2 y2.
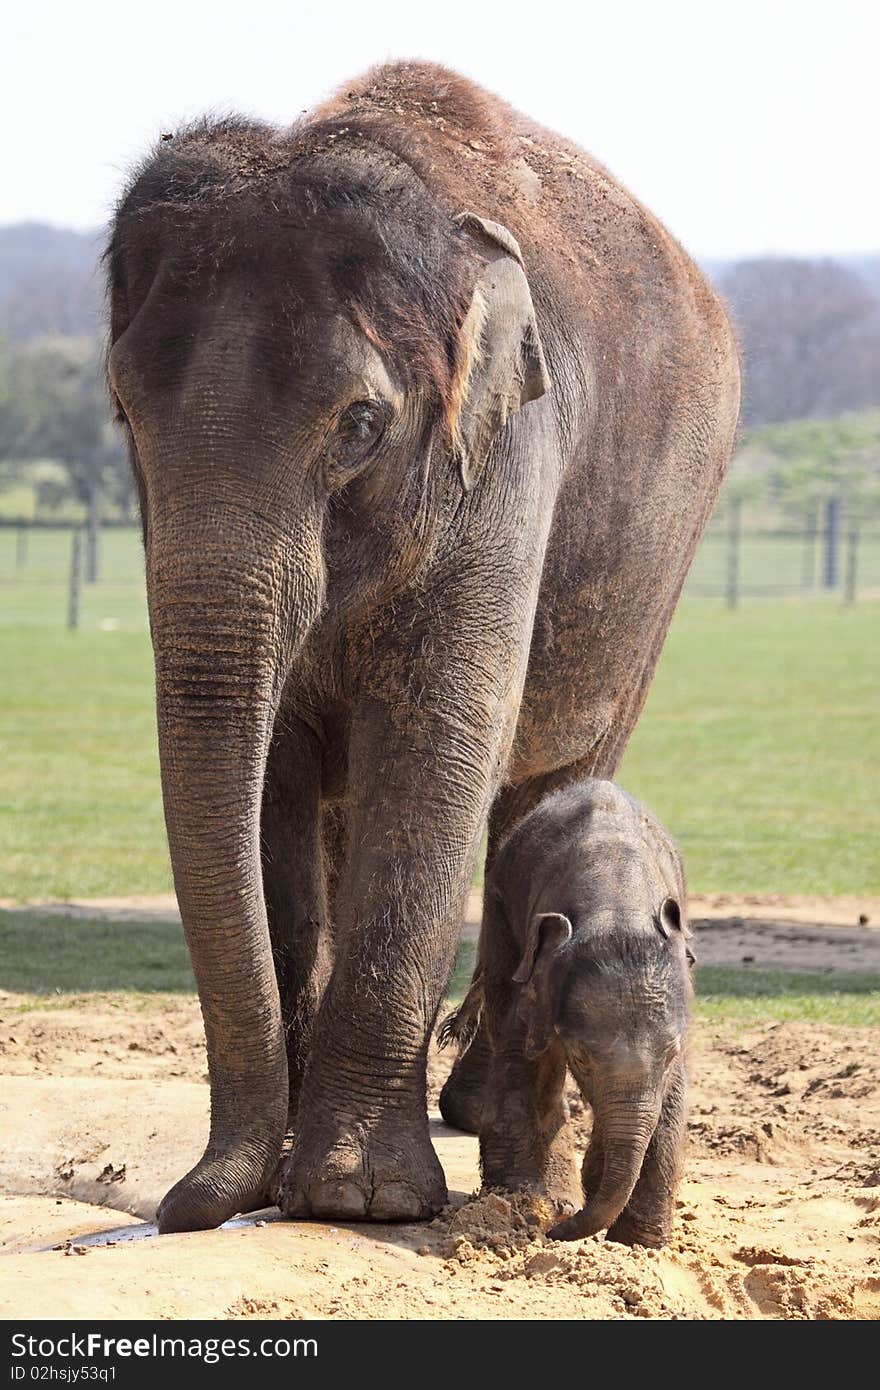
0 896 878 1320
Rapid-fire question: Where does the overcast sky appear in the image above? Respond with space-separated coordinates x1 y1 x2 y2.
3 0 877 259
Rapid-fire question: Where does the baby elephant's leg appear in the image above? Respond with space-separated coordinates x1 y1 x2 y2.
480 1018 581 1209
606 1059 687 1248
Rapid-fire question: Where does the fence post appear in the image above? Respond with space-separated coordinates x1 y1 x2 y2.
67 528 83 630
824 495 841 590
844 522 859 605
86 480 101 584
726 498 741 609
802 502 818 590
16 523 28 567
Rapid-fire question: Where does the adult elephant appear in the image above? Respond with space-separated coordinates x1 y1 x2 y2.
106 61 739 1233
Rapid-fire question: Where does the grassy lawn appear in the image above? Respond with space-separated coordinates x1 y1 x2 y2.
620 599 879 894
1 527 877 899
0 527 169 899
1 915 877 1027
693 965 880 1027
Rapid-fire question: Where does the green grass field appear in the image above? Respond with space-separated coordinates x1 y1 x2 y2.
0 527 164 897
1 526 877 900
618 598 879 894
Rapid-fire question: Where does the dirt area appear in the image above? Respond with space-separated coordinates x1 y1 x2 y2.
685 894 880 974
0 894 878 1320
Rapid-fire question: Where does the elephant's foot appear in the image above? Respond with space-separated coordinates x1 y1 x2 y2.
438 1072 483 1134
480 1097 581 1213
484 1157 581 1215
277 1112 447 1222
605 1207 671 1249
438 1028 492 1133
543 1139 585 1213
480 1161 582 1217
156 1144 279 1234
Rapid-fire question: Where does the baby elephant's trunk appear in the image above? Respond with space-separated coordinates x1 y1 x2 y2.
550 1092 659 1241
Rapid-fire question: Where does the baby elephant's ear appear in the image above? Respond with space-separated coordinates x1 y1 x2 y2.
514 913 572 1060
659 897 682 936
659 896 695 966
513 912 573 985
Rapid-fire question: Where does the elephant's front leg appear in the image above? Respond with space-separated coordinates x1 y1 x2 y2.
277 661 519 1221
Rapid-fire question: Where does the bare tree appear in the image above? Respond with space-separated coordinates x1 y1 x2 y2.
721 258 880 426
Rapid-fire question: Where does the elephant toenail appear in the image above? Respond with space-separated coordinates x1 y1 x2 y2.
370 1182 425 1221
308 1179 368 1220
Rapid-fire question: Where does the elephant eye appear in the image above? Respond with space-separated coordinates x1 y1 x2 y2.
326 400 387 480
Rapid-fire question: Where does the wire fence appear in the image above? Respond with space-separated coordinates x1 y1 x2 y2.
2 506 879 631
0 522 147 631
689 501 880 605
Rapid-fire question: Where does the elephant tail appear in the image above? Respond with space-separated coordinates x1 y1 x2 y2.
437 969 484 1053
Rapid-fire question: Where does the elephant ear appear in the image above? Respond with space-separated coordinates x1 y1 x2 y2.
513 912 572 1060
451 213 551 492
657 895 696 967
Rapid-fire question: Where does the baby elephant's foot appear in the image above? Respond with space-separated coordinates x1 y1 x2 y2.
606 1207 671 1249
503 1169 580 1220
438 1034 491 1134
438 1072 483 1134
277 1112 447 1222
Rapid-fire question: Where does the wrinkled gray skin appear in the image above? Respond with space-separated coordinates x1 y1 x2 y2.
443 780 693 1247
106 61 738 1233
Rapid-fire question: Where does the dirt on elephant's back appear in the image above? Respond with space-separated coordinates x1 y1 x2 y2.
0 996 878 1319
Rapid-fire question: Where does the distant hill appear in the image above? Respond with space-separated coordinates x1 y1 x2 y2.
0 223 104 340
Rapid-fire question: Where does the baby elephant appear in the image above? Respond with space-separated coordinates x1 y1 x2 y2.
442 779 694 1247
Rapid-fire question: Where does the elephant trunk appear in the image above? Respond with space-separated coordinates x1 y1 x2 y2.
550 1090 659 1241
147 506 324 1232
